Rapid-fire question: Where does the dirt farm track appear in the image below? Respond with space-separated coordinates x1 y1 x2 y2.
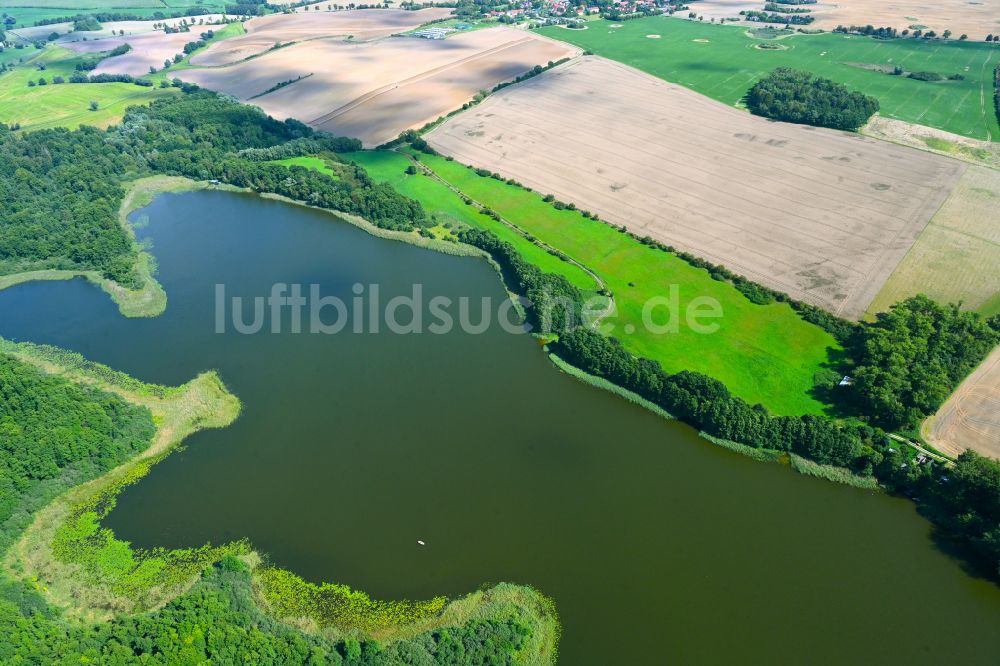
426 56 966 319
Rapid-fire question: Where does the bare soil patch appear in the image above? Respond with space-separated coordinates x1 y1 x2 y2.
425 56 965 319
190 8 451 66
180 27 576 147
926 344 1000 460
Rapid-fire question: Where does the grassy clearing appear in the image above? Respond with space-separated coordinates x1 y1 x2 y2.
344 150 600 292
414 151 839 416
540 16 1000 141
270 155 338 178
0 45 176 131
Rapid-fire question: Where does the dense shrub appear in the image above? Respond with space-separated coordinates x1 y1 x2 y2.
746 67 880 130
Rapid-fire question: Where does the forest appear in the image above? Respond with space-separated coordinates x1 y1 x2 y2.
0 89 426 286
746 67 880 131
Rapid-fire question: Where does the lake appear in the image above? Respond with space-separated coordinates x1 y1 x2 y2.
1 190 999 664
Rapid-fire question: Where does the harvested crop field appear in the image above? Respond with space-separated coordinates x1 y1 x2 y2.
926 345 1000 460
805 0 1000 42
64 29 221 75
179 27 577 147
425 56 966 319
867 166 1000 317
689 0 999 40
189 8 451 66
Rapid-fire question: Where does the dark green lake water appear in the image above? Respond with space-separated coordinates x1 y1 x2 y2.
2 191 999 664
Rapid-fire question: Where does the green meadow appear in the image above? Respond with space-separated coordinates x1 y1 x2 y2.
0 46 175 131
540 17 1000 141
402 151 839 415
344 150 600 292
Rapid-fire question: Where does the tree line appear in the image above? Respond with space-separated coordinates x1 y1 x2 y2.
457 227 583 335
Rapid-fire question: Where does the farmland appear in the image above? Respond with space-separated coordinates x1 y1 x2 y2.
925 344 1000 459
344 149 601 291
393 148 840 415
867 166 1000 317
426 56 964 319
0 45 175 130
189 8 451 66
539 16 1000 141
179 26 577 147
63 27 222 75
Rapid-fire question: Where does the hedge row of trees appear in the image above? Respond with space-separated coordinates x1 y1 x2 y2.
552 326 1000 576
458 228 583 335
741 10 814 24
0 89 427 285
746 67 880 131
0 355 541 664
994 64 1000 126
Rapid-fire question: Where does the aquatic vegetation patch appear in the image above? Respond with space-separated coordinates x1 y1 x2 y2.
255 566 448 634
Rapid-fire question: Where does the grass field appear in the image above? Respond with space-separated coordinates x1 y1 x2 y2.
0 46 36 67
0 45 175 130
344 150 600 292
539 17 1000 141
398 150 839 415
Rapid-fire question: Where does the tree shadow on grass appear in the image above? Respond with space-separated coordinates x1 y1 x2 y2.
808 344 858 418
